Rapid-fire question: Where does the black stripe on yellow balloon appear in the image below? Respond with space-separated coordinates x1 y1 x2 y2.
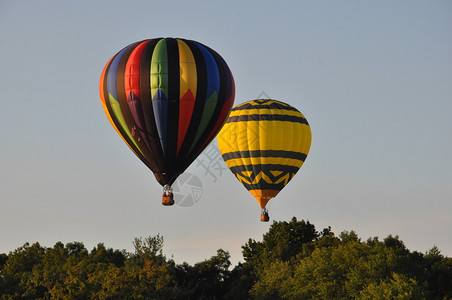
222 150 307 162
229 164 300 175
226 114 308 123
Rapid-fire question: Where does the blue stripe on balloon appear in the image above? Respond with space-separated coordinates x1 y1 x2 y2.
152 89 168 153
106 45 133 102
194 42 220 98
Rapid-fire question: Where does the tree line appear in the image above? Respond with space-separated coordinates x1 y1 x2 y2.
1 217 451 299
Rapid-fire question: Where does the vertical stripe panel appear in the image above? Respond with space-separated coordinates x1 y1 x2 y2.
163 38 180 181
177 40 197 153
150 39 169 152
139 39 166 175
124 41 150 151
188 42 220 152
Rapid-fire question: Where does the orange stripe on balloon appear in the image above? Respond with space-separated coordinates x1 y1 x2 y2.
99 55 114 106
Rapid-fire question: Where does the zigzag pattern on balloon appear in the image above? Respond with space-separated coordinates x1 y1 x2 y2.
234 169 296 191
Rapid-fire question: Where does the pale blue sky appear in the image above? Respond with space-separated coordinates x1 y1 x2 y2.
1 1 451 265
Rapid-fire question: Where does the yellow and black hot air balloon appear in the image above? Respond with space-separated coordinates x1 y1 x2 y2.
217 99 311 221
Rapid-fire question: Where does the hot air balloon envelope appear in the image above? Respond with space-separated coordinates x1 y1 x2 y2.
217 99 311 220
100 38 235 203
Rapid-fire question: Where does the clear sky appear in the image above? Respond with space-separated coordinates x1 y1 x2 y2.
1 1 451 265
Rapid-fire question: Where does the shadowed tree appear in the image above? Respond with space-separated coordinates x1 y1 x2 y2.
1 221 452 299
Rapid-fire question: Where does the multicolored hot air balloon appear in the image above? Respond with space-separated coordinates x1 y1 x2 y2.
217 99 311 221
99 38 235 205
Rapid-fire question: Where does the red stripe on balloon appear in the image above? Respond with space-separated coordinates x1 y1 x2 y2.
177 89 196 153
124 40 149 100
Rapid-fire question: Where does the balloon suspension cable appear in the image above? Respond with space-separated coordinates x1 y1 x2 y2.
162 184 175 206
163 184 172 196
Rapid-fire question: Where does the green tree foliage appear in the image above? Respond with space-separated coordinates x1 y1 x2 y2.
242 218 319 269
359 273 425 300
229 217 321 298
1 220 452 299
173 249 232 299
247 224 452 300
